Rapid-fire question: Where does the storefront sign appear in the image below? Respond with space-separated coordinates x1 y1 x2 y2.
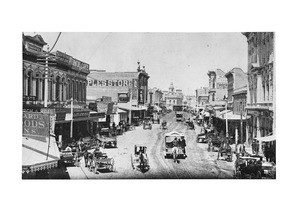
24 41 43 53
55 51 89 72
73 110 90 119
23 96 37 101
23 112 50 142
87 78 138 87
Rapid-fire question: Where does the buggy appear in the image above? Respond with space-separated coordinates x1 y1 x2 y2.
217 143 233 162
131 145 150 171
143 117 152 130
235 155 263 179
89 148 115 174
161 120 168 130
187 121 195 130
152 112 160 124
99 136 117 148
207 134 222 152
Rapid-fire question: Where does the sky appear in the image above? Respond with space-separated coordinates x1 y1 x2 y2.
25 32 247 95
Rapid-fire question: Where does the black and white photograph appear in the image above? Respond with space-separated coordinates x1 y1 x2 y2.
22 32 276 179
2 1 300 210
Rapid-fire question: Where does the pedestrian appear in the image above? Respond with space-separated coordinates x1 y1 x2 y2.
180 136 187 157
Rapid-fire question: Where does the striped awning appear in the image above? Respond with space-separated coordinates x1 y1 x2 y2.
22 136 60 173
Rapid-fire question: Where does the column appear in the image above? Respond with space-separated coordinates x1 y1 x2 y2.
257 74 263 103
52 82 56 101
63 83 67 101
38 78 43 101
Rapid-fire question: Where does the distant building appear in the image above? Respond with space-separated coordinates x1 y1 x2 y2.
225 67 247 110
86 63 150 105
207 69 227 106
242 32 275 145
148 87 163 105
163 83 183 107
196 87 209 109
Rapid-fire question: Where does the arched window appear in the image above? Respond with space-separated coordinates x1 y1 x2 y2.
56 76 60 101
72 80 76 100
36 73 40 100
27 71 32 96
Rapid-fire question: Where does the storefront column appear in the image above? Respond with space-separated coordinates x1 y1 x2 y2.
257 74 263 103
38 78 43 101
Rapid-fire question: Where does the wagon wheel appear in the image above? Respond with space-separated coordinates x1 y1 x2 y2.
257 171 262 179
94 164 98 174
109 159 115 172
250 173 256 179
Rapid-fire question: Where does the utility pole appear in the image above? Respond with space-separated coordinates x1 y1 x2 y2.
225 99 229 138
70 97 73 139
129 80 133 125
240 101 243 144
44 45 49 107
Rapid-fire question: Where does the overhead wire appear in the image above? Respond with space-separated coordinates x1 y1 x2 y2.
49 32 62 53
87 32 112 62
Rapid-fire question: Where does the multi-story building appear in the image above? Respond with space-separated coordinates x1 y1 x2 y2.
207 69 228 107
225 67 248 110
22 34 99 146
242 32 275 145
195 87 209 110
148 87 163 106
87 63 149 105
163 83 183 108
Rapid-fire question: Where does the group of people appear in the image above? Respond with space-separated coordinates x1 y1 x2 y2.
171 136 187 162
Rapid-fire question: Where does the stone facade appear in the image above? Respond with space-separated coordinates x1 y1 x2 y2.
242 32 275 144
207 69 228 103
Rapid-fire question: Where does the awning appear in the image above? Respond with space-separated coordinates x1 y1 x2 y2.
255 135 276 142
22 136 60 173
118 103 146 111
218 111 250 120
117 108 127 113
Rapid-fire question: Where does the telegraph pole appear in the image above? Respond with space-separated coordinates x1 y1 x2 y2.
44 45 49 107
240 101 243 144
225 99 229 138
70 97 73 139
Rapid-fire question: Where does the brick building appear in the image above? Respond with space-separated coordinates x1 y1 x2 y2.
87 63 150 105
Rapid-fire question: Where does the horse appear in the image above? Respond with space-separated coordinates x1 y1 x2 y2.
172 146 179 163
217 143 232 161
139 152 148 170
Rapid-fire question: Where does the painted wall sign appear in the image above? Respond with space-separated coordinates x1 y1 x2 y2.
23 112 50 142
87 78 138 87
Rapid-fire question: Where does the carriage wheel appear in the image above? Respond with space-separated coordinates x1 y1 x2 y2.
94 165 98 174
257 171 262 179
250 173 256 179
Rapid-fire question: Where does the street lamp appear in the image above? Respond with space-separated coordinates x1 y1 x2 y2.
225 97 229 138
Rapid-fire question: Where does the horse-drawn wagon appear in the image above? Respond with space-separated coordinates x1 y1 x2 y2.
87 148 115 174
152 112 160 124
143 117 152 130
207 134 222 152
164 131 186 162
217 143 233 162
131 145 150 171
99 136 117 148
235 155 263 179
161 120 168 130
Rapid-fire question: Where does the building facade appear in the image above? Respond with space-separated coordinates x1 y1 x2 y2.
87 63 150 105
23 34 97 147
196 87 209 108
225 68 247 110
163 83 183 107
207 69 228 106
243 32 275 144
148 87 163 105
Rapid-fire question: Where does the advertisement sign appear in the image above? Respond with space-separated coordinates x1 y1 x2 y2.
23 112 50 142
55 51 89 72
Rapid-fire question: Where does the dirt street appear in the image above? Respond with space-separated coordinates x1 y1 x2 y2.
68 112 235 179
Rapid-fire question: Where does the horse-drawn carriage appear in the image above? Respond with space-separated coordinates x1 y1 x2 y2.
186 120 195 130
196 126 207 143
207 134 222 152
143 117 152 130
99 136 117 148
217 143 233 162
152 112 160 124
161 120 168 130
60 143 82 166
131 145 150 171
235 155 263 179
86 148 115 174
164 131 186 162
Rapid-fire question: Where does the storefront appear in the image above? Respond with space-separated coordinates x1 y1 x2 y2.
22 111 60 178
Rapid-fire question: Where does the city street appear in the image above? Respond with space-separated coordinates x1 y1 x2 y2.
67 112 235 179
